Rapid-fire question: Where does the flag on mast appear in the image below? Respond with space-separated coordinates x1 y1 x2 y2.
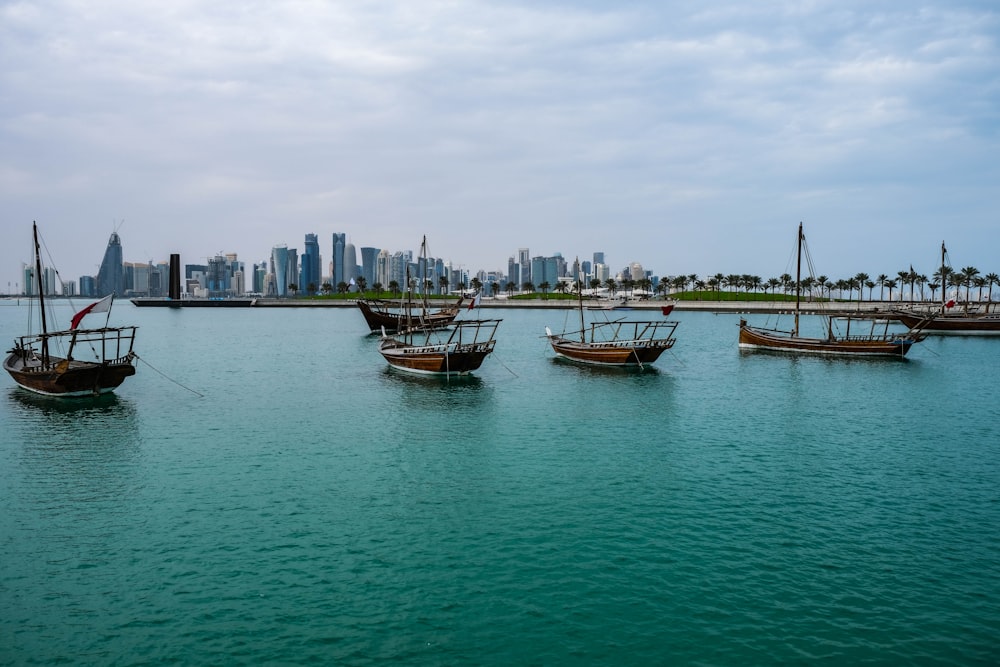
468 291 481 311
70 295 113 330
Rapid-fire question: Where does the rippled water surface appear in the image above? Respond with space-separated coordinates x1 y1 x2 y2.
2 302 999 664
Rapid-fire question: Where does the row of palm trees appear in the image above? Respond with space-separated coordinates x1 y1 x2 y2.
675 267 999 303
293 265 998 304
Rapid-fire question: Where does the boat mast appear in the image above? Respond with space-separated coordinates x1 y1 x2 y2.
420 235 429 311
32 222 50 363
576 258 585 343
940 240 946 315
794 222 802 337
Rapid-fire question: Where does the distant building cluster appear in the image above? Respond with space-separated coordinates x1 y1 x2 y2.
18 231 657 299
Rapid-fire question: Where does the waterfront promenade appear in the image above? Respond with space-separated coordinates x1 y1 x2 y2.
130 296 914 316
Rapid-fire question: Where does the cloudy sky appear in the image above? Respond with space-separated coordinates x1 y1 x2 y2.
2 0 997 291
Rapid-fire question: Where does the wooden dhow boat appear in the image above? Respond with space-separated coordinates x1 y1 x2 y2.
357 297 463 334
546 262 679 369
890 242 1000 335
379 317 502 376
5 223 138 397
356 236 462 333
890 309 1000 335
738 223 924 359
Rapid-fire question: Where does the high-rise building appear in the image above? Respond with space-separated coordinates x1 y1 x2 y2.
593 251 605 268
285 248 298 292
343 242 357 289
79 275 96 298
301 233 321 294
360 247 379 289
507 257 519 289
96 231 124 297
518 248 530 285
271 245 289 297
332 233 346 287
207 256 230 296
375 249 390 288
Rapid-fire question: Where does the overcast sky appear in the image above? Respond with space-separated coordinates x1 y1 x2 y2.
2 0 998 292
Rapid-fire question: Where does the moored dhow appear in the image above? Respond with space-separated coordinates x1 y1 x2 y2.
5 223 138 397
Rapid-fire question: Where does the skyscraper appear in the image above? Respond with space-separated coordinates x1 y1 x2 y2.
360 247 379 288
343 242 357 289
96 231 124 297
271 245 289 297
332 233 346 287
301 233 321 294
518 248 530 285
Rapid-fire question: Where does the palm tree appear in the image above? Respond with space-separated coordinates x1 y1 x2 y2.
505 281 516 297
800 276 815 301
470 277 483 296
538 281 551 299
288 283 299 296
915 274 928 301
640 277 653 297
553 281 567 296
855 273 870 304
356 277 367 294
706 275 720 297
522 281 534 294
779 273 793 296
656 277 669 298
765 277 780 298
388 280 400 297
985 273 1000 304
974 276 987 303
927 281 939 303
491 282 500 297
372 281 383 295
961 266 980 305
321 282 333 295
885 279 897 302
726 274 740 297
896 270 910 301
876 274 888 301
604 278 617 297
439 276 450 296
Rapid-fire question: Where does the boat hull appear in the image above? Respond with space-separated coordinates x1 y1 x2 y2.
379 340 496 375
4 352 136 397
357 299 462 334
738 323 917 358
548 336 672 366
891 310 1000 335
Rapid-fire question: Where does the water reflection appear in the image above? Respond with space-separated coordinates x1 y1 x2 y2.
379 366 486 391
5 388 144 505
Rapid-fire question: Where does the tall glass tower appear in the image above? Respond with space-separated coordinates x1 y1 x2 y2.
301 233 321 294
332 233 346 287
96 232 125 297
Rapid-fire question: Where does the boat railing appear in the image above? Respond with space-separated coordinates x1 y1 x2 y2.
450 319 503 346
15 326 138 364
584 320 679 343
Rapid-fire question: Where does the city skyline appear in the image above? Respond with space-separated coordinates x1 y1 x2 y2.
9 225 995 301
2 1 998 292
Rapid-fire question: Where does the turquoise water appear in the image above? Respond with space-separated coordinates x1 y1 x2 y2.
2 302 999 665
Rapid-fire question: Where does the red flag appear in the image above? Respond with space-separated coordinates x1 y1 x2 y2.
945 299 956 309
70 295 113 329
467 292 481 311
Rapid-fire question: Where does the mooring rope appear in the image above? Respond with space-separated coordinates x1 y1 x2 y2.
132 353 205 397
